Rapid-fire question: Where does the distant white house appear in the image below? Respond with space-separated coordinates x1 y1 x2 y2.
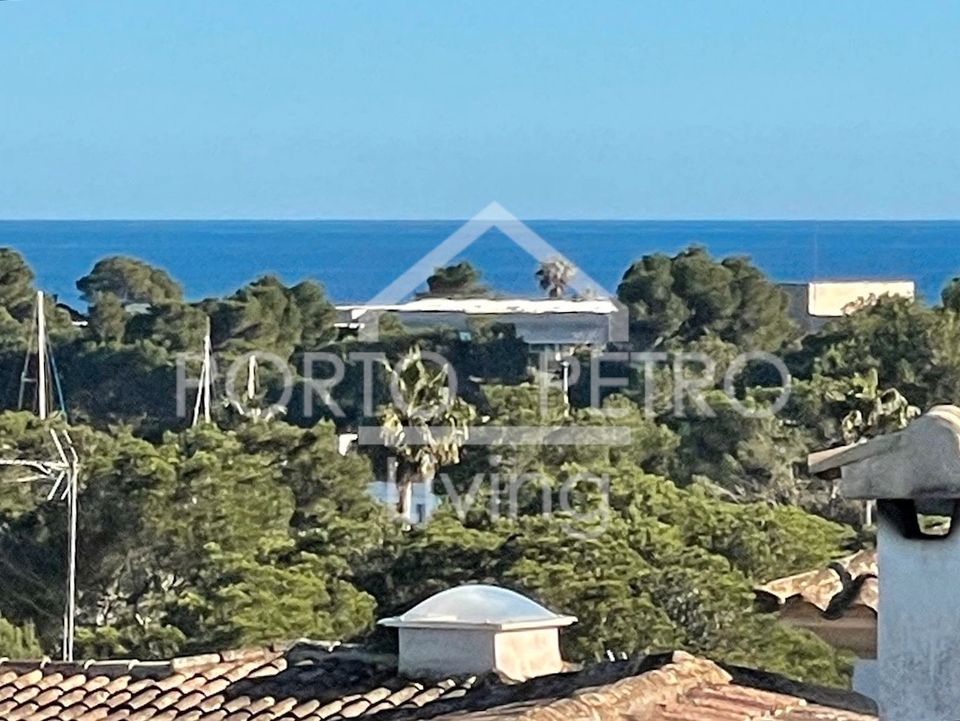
367 480 440 525
780 280 916 332
338 433 441 525
336 297 619 349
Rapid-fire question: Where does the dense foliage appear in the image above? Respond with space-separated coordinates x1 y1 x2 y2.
1 244 948 688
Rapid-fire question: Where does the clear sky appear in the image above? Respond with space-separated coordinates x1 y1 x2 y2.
1 1 958 219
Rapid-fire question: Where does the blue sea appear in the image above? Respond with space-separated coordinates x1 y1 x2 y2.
1 220 959 308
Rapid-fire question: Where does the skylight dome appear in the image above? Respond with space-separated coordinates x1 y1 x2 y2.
379 584 576 630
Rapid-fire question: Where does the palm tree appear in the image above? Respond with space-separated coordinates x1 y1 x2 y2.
378 347 477 519
827 369 919 524
536 258 576 299
832 368 920 444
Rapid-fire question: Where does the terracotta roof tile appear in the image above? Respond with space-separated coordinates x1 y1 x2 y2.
756 550 877 615
73 708 109 721
756 550 878 657
0 644 874 721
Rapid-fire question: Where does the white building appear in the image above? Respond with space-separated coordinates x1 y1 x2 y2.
336 297 621 350
366 479 440 525
780 280 916 332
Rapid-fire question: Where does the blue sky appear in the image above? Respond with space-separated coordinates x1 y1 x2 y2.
1 1 958 219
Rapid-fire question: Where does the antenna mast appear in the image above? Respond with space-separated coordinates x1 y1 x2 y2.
37 292 47 420
192 317 214 426
18 291 56 418
8 293 78 659
0 429 80 661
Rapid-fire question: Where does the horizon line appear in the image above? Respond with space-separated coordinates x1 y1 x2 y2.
3 217 960 223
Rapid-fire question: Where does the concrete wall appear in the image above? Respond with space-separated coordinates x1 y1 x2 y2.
876 514 960 720
807 281 915 317
853 660 878 703
397 626 564 680
378 311 611 346
397 627 494 678
779 281 916 333
494 628 565 681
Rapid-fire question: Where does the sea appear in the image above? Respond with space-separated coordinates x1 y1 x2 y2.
1 220 959 308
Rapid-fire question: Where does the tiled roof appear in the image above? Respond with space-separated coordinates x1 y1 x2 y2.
755 550 878 658
435 653 876 721
755 550 878 617
0 643 876 721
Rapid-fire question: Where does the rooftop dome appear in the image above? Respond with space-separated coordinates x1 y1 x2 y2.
378 584 577 630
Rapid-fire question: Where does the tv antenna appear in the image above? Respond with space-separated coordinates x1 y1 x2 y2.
0 428 80 661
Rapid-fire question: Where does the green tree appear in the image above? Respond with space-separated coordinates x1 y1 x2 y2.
617 247 796 351
942 276 960 312
290 280 338 349
669 390 809 503
789 294 960 410
827 368 920 444
126 301 208 354
208 275 335 360
77 257 183 306
0 414 382 658
0 615 42 658
423 262 487 297
0 248 36 327
163 543 376 652
0 249 74 350
235 420 387 557
87 292 128 344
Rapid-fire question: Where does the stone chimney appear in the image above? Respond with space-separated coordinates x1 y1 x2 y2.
809 405 960 721
378 585 577 681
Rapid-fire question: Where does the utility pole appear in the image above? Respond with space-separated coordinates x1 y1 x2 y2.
37 292 47 420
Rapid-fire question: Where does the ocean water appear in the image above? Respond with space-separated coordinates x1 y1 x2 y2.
0 220 959 308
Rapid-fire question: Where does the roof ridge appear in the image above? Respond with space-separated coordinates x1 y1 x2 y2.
507 651 731 721
0 644 287 678
754 549 877 609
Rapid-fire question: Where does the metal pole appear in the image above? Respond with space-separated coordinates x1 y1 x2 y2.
192 318 213 427
63 462 77 661
37 292 48 420
0 430 79 662
203 319 212 424
246 353 257 401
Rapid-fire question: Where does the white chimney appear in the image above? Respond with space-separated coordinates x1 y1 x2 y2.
809 405 960 721
378 585 577 681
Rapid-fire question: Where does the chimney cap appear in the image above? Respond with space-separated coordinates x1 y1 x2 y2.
378 585 577 631
808 405 960 500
